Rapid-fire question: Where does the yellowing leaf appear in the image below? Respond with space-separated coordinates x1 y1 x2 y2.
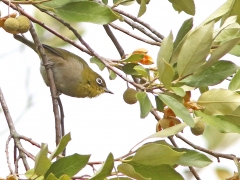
201 0 234 25
118 163 150 180
128 143 184 166
176 22 214 78
168 0 195 15
197 89 240 115
34 144 51 176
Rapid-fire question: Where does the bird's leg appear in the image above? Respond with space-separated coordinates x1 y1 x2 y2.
41 61 54 69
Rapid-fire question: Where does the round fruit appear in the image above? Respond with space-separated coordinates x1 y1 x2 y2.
191 120 205 136
4 17 19 33
123 88 138 104
17 15 30 33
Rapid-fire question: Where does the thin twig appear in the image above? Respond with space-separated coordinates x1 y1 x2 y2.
5 135 14 174
175 134 240 162
14 156 20 175
168 136 178 148
103 24 125 58
0 87 30 170
114 8 165 40
109 23 160 46
189 166 201 180
123 17 162 42
57 98 66 156
88 149 137 165
150 108 161 121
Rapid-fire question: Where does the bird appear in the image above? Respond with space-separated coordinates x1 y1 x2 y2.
13 34 113 98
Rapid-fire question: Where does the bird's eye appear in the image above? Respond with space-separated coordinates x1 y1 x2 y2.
96 78 103 85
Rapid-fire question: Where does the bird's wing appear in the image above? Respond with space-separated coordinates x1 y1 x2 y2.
42 44 66 59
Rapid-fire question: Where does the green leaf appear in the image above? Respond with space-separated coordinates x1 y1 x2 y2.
158 94 194 127
128 163 184 180
25 169 43 180
176 22 214 78
122 63 142 76
90 56 105 71
201 37 240 69
38 0 72 8
157 31 173 63
127 143 184 166
109 178 132 180
180 61 239 87
197 89 240 116
44 153 90 178
157 32 174 89
138 0 147 17
171 87 186 97
50 133 71 160
122 54 144 63
157 60 175 89
59 175 71 180
108 69 117 80
133 66 149 78
45 173 58 180
229 70 240 91
213 16 239 39
136 92 152 118
174 148 212 168
199 86 209 94
155 96 164 112
148 122 188 138
201 0 234 25
229 44 240 56
90 153 114 180
222 0 240 25
34 143 52 176
168 0 195 15
115 0 135 4
195 111 240 133
215 25 240 43
118 163 150 180
102 0 108 5
174 18 193 49
54 1 120 24
216 114 240 127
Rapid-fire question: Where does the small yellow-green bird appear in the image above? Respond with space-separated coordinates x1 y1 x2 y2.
14 34 113 98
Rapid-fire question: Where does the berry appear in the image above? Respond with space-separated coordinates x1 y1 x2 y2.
123 88 138 104
4 17 19 33
17 15 30 33
191 120 205 136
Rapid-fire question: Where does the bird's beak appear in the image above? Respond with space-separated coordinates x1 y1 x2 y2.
104 87 114 94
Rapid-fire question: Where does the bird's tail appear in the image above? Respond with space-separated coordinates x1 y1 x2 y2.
13 34 37 52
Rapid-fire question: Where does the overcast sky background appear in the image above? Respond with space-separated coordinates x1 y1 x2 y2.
0 0 239 179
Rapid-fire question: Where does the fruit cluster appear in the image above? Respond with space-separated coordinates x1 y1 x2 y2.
155 91 206 136
0 14 30 34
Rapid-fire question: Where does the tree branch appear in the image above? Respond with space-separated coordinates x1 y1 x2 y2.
114 8 165 40
103 24 125 58
0 87 30 170
109 23 161 46
176 134 240 161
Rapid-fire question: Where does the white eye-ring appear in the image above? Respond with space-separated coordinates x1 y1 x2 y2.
96 78 103 85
